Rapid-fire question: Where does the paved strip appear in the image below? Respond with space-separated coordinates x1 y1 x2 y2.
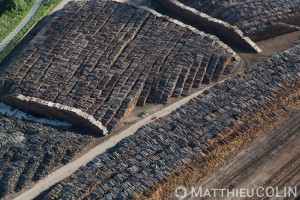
0 0 43 53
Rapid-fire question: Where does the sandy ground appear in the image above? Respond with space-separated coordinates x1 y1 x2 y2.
238 31 300 70
188 111 300 200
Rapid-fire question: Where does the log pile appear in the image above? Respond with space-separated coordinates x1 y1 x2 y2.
0 0 239 133
42 45 300 199
0 117 92 199
178 0 300 40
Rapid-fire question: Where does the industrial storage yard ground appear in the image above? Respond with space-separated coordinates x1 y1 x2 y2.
191 111 300 200
0 0 299 199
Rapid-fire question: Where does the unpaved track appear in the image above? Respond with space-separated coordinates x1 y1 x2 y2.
190 111 300 200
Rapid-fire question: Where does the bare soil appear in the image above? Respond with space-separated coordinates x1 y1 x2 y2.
238 31 300 70
189 111 300 200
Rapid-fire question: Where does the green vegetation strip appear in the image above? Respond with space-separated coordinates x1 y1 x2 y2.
0 0 35 43
0 0 62 63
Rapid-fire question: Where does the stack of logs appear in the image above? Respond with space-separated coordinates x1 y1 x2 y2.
42 45 300 200
0 117 92 199
0 0 239 132
178 0 300 40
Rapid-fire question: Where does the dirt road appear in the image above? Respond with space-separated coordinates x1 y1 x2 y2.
188 111 300 200
238 31 300 70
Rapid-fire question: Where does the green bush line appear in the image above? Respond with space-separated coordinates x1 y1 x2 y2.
0 0 62 63
0 0 35 43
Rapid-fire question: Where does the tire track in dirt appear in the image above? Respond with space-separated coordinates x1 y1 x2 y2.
190 111 300 200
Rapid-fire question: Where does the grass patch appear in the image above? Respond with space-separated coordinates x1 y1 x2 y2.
0 0 35 43
138 110 149 118
0 0 62 63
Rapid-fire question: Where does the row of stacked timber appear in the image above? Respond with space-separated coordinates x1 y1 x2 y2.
177 0 300 40
42 45 300 199
0 0 239 133
0 117 93 199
